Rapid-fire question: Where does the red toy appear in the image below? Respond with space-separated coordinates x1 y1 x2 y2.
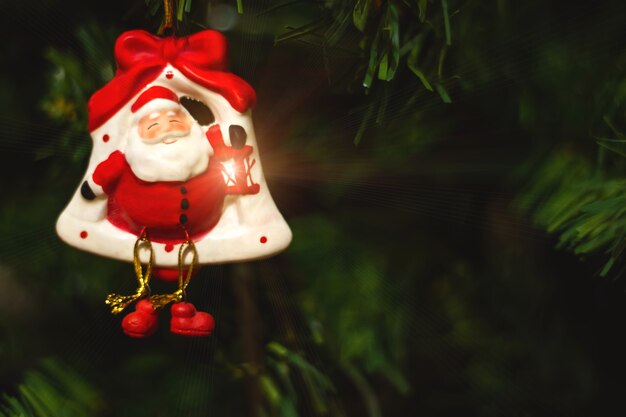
57 30 292 337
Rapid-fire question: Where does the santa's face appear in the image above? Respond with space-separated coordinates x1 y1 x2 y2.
137 108 191 142
126 106 211 182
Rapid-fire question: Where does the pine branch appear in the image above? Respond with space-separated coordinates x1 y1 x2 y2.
0 359 101 417
516 150 626 276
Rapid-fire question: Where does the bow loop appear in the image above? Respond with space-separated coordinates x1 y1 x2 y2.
179 30 229 71
115 30 163 71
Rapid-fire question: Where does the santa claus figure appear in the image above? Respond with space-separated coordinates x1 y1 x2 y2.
80 85 256 243
56 30 292 338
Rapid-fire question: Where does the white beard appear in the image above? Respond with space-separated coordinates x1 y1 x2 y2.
125 122 211 182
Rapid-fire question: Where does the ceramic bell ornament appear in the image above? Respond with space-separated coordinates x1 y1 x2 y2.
56 30 292 337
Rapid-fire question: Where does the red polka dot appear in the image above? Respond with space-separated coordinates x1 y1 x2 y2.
164 244 174 252
260 236 267 244
80 231 88 239
166 71 174 79
102 134 109 143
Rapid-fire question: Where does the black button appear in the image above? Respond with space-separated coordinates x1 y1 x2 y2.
179 214 188 224
181 199 189 210
180 186 187 194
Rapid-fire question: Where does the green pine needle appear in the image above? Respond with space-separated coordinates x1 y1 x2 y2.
441 0 452 46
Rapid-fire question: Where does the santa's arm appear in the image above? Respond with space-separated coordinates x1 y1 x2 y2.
81 150 126 200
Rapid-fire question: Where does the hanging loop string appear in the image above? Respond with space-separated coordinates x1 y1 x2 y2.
159 0 176 35
149 229 198 310
106 228 154 314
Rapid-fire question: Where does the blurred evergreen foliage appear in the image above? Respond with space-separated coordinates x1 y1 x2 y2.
513 8 626 275
1 0 626 416
0 359 101 417
517 151 626 276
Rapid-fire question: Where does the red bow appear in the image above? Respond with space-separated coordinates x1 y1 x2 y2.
115 30 228 74
88 30 256 132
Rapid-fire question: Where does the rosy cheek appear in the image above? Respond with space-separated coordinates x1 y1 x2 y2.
141 128 159 141
177 119 191 131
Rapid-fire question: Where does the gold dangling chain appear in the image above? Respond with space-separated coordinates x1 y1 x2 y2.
149 232 198 310
105 228 154 314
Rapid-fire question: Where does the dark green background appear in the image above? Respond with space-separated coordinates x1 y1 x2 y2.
1 1 626 416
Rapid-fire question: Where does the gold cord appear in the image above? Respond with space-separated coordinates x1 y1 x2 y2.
105 229 154 314
149 233 198 309
159 0 175 35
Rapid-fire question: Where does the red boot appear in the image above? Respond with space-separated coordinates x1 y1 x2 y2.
121 299 158 338
170 302 215 337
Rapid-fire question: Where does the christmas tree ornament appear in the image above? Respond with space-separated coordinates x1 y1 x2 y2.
56 29 292 338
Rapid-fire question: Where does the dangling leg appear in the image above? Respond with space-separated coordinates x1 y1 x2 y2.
105 228 159 338
149 231 214 336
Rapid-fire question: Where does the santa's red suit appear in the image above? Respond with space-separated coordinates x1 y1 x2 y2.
88 123 257 243
92 149 226 243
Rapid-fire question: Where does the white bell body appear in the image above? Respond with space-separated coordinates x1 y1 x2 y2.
56 66 292 266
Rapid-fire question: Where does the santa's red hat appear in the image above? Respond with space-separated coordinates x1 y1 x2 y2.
131 86 182 120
